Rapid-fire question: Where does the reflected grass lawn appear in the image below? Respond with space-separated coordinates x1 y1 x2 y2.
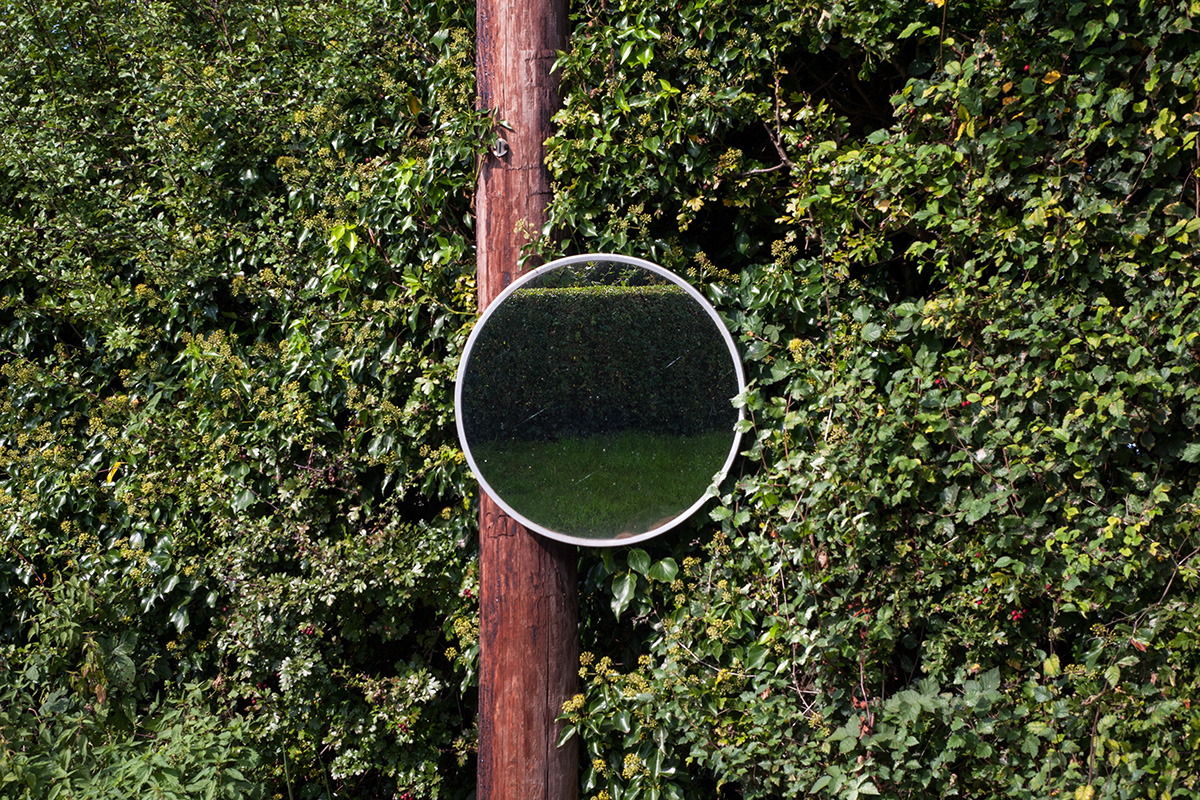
473 429 733 540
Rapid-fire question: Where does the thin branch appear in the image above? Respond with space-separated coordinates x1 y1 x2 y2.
1123 148 1154 205
765 58 797 172
1193 126 1199 217
730 162 787 178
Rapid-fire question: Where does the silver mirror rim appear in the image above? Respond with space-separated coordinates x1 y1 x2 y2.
454 253 746 548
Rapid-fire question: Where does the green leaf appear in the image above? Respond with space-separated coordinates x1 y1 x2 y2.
612 572 637 618
557 726 577 747
169 603 190 634
648 558 678 583
628 549 651 576
853 777 881 797
745 644 768 669
1104 664 1121 687
102 647 135 689
231 488 256 512
964 497 992 524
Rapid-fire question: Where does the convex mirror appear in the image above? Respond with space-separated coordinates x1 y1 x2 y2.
455 254 745 546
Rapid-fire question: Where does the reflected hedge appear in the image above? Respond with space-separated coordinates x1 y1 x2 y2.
461 284 738 443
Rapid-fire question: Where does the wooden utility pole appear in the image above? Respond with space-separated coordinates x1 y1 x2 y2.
475 0 577 798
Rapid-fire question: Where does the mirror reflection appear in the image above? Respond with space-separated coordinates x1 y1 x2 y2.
456 256 743 545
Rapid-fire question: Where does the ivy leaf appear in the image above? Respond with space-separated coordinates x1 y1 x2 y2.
648 558 678 583
231 488 256 512
169 603 190 634
611 572 637 619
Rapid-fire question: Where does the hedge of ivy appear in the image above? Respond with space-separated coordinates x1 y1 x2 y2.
460 284 738 443
2 2 484 798
548 0 1200 798
3 0 1200 799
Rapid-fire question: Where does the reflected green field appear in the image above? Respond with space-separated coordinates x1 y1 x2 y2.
473 429 733 540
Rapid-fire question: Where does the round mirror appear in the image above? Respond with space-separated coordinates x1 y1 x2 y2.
455 254 745 546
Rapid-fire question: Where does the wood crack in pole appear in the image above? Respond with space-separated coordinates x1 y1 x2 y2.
475 0 577 797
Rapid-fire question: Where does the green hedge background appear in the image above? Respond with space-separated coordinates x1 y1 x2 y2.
460 283 738 443
3 0 1200 799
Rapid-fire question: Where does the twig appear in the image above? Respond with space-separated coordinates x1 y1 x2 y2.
1123 148 1154 205
1193 129 1199 217
939 1 948 69
764 55 796 173
764 123 796 172
730 162 788 178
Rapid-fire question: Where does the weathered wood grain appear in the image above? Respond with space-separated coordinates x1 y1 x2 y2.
475 0 577 797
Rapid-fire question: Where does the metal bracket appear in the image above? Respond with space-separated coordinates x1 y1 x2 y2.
491 136 510 158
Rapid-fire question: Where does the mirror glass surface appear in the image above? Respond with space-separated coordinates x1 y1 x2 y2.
455 254 744 546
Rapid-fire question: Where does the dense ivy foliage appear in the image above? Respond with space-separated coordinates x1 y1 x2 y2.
1 1 484 797
549 1 1200 798
2 0 1199 799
